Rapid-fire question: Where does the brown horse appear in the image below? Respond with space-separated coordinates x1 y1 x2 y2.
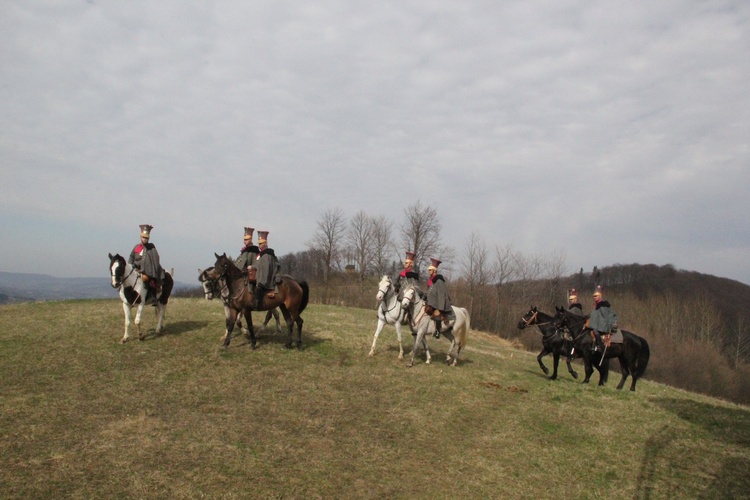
205 253 309 349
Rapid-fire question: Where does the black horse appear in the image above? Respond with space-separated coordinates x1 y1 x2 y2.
555 306 650 391
517 307 608 382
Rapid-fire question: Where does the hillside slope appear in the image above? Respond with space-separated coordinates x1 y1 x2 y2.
1 298 749 498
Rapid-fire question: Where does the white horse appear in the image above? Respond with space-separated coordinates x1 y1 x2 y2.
109 253 173 343
198 267 281 342
368 275 408 359
400 284 470 367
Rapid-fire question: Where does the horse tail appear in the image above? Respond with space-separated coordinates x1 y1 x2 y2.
635 335 650 379
299 281 310 314
459 307 470 349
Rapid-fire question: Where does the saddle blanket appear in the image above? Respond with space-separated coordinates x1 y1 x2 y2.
608 330 623 344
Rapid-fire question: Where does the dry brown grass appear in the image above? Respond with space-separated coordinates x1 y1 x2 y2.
1 298 749 498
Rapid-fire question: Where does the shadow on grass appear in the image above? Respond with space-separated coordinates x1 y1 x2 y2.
142 320 211 339
217 326 328 351
633 398 750 499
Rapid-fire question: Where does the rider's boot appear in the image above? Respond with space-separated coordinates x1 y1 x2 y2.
433 319 442 339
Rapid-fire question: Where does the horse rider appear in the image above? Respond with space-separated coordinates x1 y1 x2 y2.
251 230 281 309
587 285 618 352
128 224 164 306
393 250 419 298
425 257 455 339
235 227 259 288
567 288 584 316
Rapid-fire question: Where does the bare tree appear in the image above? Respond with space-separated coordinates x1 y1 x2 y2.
309 207 347 303
462 232 491 313
400 201 443 273
347 210 376 284
731 314 750 369
370 214 395 277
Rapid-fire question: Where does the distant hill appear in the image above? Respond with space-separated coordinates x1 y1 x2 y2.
0 272 193 304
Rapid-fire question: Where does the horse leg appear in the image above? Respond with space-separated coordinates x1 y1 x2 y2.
550 352 560 380
154 303 165 334
537 348 551 376
135 303 146 341
244 308 256 349
120 303 132 343
407 328 423 368
582 354 594 384
222 310 238 348
615 356 630 390
442 330 456 365
280 306 295 349
422 328 432 364
294 314 303 349
394 318 404 360
369 319 386 357
565 354 578 379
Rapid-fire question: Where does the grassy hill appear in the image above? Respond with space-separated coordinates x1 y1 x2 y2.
1 298 749 498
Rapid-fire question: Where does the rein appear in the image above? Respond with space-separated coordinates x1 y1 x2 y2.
378 283 401 316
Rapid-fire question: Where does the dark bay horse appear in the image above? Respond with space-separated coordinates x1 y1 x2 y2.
555 306 650 391
517 306 602 382
198 267 281 341
205 253 309 349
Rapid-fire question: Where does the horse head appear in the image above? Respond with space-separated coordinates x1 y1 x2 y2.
401 285 417 310
108 253 127 288
212 252 233 277
198 267 215 300
517 306 540 330
376 275 392 302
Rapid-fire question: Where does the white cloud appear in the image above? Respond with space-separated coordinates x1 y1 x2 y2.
1 0 749 284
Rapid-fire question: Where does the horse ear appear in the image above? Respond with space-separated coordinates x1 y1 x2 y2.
215 252 220 259
108 253 113 260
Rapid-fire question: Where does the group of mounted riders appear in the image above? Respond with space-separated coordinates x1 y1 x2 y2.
127 224 281 310
392 250 457 339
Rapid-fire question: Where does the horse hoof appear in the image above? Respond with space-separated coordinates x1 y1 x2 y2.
119 338 129 344
398 354 404 360
406 362 413 368
284 343 293 349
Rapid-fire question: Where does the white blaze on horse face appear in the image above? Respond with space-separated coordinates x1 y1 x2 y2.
110 261 121 287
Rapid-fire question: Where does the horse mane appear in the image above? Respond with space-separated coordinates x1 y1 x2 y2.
216 253 244 280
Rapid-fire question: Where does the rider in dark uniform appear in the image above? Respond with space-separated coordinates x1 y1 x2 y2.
393 250 419 297
252 230 280 309
587 285 618 352
128 224 164 306
235 227 258 288
425 257 454 339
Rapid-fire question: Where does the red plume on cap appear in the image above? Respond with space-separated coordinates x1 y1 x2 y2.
593 285 603 296
568 288 578 300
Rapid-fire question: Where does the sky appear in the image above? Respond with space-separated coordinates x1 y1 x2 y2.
2 0 749 286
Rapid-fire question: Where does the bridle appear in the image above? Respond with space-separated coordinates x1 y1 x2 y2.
377 279 401 315
111 259 136 289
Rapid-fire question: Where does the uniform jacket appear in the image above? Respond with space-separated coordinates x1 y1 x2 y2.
129 242 164 283
235 245 259 271
568 303 584 316
254 248 279 289
588 300 618 333
426 274 452 312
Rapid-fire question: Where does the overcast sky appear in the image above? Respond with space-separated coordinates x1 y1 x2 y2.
2 1 749 287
